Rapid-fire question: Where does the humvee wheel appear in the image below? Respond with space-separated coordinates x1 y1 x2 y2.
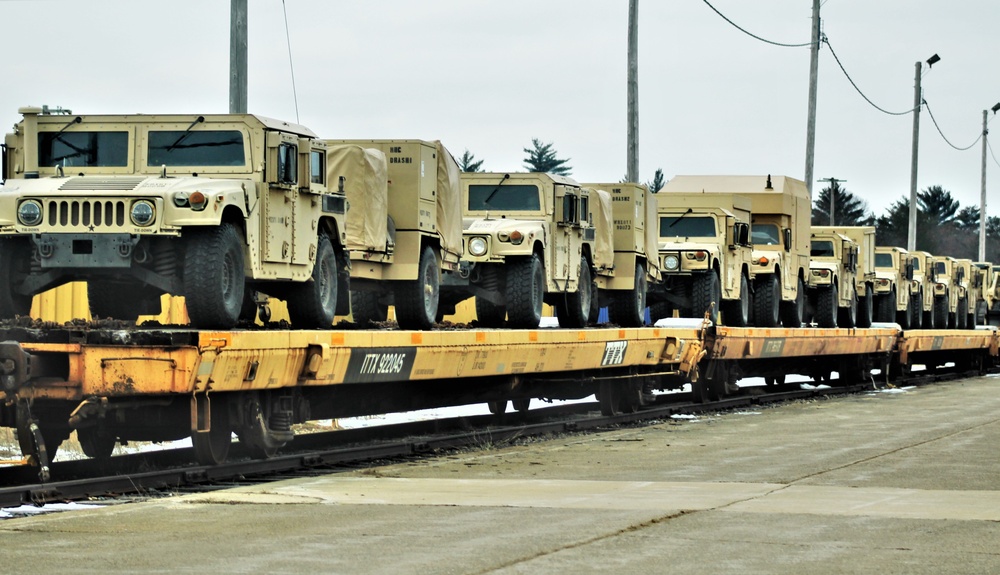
781 277 805 328
933 295 948 329
649 301 673 323
396 246 440 330
288 232 338 329
558 257 592 328
876 290 896 323
896 291 911 329
609 262 648 327
78 427 117 459
506 253 544 329
351 290 388 325
184 222 246 329
910 293 922 328
722 273 750 327
692 270 721 323
857 284 874 328
838 284 857 328
815 284 838 328
475 297 506 327
0 239 33 318
956 297 968 329
752 275 780 327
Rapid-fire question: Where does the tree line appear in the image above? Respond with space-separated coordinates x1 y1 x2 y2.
812 181 1000 261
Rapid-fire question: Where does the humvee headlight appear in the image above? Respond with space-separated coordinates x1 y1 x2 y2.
664 255 680 271
130 200 155 226
17 200 43 226
468 236 489 257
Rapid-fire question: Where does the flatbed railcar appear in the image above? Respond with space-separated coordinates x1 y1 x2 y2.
1 321 997 472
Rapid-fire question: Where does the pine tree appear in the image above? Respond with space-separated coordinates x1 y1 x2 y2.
811 181 873 226
647 168 665 193
522 139 572 175
457 149 484 173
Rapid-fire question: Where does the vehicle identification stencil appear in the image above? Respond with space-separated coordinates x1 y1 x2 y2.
344 347 417 383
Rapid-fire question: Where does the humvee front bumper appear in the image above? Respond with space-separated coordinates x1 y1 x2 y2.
33 233 140 268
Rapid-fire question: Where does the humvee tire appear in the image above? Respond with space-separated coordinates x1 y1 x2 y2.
838 285 857 328
0 239 33 318
609 262 648 328
753 274 780 327
183 222 246 329
691 270 721 324
351 290 388 326
475 298 506 328
395 246 440 330
781 277 805 328
856 284 874 328
506 253 544 329
558 257 592 328
876 291 896 323
933 295 948 329
287 232 339 329
722 273 750 327
815 284 838 328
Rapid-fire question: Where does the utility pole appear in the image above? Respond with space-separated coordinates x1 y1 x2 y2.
907 61 923 252
980 109 989 261
626 0 639 183
229 0 248 114
803 0 821 196
818 177 846 226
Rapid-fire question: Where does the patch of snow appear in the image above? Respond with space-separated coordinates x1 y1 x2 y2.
653 317 708 329
799 383 831 390
2 502 101 519
732 411 762 415
670 414 698 420
538 317 561 328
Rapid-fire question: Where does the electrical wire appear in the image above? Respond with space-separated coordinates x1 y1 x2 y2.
824 38 917 117
924 100 982 151
282 0 300 124
701 0 812 48
989 137 1000 170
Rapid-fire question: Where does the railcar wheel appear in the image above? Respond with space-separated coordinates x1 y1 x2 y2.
722 273 750 327
609 262 648 327
856 284 874 328
287 232 339 329
183 222 246 329
487 400 508 415
351 290 389 326
506 253 544 329
558 258 592 328
0 239 34 318
597 381 621 416
475 298 506 327
815 284 838 328
752 275 780 327
395 245 440 330
780 277 805 328
78 427 117 459
512 398 531 412
192 395 233 466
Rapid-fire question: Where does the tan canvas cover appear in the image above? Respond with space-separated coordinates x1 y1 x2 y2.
327 144 388 252
590 188 615 270
435 141 464 262
644 188 660 275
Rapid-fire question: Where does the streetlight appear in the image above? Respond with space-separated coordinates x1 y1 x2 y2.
979 102 1000 261
908 54 941 252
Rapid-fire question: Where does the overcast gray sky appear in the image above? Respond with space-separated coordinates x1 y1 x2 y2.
3 0 999 219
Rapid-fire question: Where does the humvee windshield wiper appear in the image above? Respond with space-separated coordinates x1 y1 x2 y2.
56 116 82 135
50 117 86 160
166 116 205 151
667 208 693 228
482 173 510 207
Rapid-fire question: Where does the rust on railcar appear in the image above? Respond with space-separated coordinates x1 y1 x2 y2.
705 326 900 361
897 328 999 364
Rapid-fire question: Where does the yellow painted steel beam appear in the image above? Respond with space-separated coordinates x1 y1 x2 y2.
708 326 900 360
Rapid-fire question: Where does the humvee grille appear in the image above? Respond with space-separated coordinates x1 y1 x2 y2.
44 199 127 228
58 177 147 191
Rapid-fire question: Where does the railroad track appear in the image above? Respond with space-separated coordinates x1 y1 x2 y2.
0 368 983 511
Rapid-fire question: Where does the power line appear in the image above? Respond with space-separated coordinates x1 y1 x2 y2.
700 0 812 48
989 137 1000 170
924 100 982 151
282 0 300 124
823 38 917 117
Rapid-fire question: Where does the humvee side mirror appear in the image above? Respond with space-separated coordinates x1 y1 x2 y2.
561 193 579 226
905 262 914 281
783 228 792 252
737 223 750 246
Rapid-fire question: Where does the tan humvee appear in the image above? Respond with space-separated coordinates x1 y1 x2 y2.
660 175 811 328
581 182 661 327
810 226 875 328
930 256 964 329
973 262 992 325
650 192 754 325
955 259 980 328
0 106 349 329
807 229 864 327
457 172 604 329
873 246 917 327
910 250 937 327
325 140 463 330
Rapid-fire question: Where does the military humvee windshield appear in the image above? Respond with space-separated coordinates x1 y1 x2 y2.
875 253 894 268
935 261 947 274
659 216 715 238
467 184 541 211
912 258 921 270
751 224 780 245
148 130 245 166
811 240 834 257
38 131 129 167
